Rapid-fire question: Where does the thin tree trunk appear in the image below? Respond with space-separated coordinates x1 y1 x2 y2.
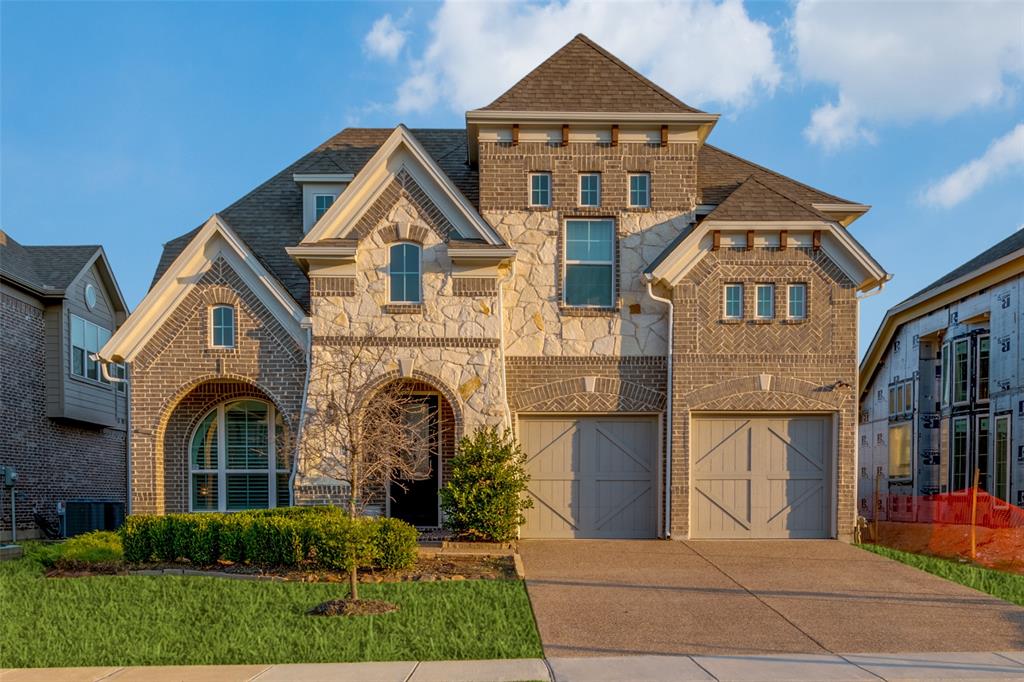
349 565 359 601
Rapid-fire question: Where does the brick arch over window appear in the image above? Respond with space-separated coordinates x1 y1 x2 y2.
197 285 242 308
512 376 667 413
359 369 465 442
685 375 849 412
374 223 431 246
154 375 297 514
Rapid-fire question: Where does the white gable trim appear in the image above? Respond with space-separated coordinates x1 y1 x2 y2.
646 220 888 292
99 214 308 363
302 125 503 246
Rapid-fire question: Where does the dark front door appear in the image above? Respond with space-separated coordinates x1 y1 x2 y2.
389 394 440 527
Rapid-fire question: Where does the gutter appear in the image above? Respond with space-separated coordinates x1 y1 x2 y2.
290 319 315 505
644 279 673 539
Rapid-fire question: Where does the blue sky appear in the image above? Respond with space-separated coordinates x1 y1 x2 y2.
2 1 1022 354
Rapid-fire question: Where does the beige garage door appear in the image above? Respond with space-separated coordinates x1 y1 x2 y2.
691 415 832 539
520 416 658 539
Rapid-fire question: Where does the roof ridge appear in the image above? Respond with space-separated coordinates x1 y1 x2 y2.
704 144 852 205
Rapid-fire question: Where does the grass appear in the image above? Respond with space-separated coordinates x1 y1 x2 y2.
859 543 1024 607
0 550 542 668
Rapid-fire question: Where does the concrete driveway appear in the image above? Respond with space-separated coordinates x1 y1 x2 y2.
519 539 1024 657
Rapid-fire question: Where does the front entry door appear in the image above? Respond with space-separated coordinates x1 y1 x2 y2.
389 394 440 527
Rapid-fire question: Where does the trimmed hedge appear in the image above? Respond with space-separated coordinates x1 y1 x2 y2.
119 507 418 572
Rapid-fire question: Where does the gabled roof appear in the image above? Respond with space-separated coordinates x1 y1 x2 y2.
478 34 704 114
0 230 102 295
703 176 834 223
860 229 1024 399
698 145 853 206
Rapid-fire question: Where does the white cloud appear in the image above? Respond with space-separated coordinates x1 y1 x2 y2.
364 14 408 62
920 123 1024 208
395 0 781 114
793 1 1024 150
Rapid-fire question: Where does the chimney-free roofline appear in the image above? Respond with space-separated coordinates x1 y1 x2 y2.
466 110 720 124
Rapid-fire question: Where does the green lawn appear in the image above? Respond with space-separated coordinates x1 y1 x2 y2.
859 543 1024 607
0 553 542 668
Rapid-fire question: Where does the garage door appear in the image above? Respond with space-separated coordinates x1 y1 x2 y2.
691 415 832 539
520 416 658 538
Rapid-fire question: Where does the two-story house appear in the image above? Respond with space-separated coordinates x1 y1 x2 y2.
0 230 129 539
99 35 888 540
859 229 1024 518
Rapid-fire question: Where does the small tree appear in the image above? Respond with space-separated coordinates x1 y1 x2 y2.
440 427 533 542
302 330 430 600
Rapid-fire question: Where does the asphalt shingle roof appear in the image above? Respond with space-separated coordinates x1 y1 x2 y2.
698 145 852 206
0 230 99 295
704 176 833 223
479 34 704 114
902 228 1024 303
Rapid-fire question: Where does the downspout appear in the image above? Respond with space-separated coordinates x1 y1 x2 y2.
496 261 515 428
290 319 314 505
645 279 673 539
97 357 131 516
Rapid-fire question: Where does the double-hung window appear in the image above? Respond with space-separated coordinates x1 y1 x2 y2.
628 173 650 207
389 243 422 303
977 335 990 402
70 314 111 382
755 284 774 319
952 338 969 405
210 305 236 348
889 423 912 480
940 342 951 406
994 415 1011 503
579 173 601 207
977 415 990 492
314 194 335 222
723 283 743 319
530 173 551 207
787 284 807 319
951 416 969 492
564 219 614 307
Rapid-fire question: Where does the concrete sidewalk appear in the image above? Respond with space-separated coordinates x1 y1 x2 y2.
4 652 1024 681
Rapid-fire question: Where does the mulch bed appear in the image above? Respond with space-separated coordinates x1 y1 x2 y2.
308 598 399 617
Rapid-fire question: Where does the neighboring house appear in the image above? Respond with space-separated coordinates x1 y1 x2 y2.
0 230 129 540
100 35 887 541
859 230 1024 516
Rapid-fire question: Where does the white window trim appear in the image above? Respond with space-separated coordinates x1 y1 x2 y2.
723 283 743 320
628 173 650 208
787 283 807 320
528 172 552 207
952 338 970 407
313 193 337 223
950 415 970 494
578 173 601 207
189 400 290 513
69 313 113 387
993 414 1011 506
976 334 990 404
387 241 423 305
754 284 775 319
976 413 991 493
209 305 236 349
562 218 615 308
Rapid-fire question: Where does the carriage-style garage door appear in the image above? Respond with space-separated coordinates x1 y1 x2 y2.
520 416 658 539
691 415 833 539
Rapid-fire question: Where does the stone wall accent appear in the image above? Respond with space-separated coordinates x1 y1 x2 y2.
507 356 667 413
0 292 127 538
452 277 498 297
128 257 306 514
669 247 859 540
351 168 455 242
310 276 356 297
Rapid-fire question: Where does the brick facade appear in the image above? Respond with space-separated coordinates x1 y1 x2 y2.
0 292 127 539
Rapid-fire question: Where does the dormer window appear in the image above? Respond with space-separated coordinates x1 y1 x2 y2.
389 243 421 304
314 194 335 222
210 305 236 348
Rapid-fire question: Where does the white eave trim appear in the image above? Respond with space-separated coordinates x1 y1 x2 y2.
448 247 517 262
293 173 354 183
286 245 357 259
465 110 720 124
813 203 870 214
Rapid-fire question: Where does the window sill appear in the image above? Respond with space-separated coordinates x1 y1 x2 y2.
382 303 424 315
719 318 744 325
559 305 619 317
781 318 808 325
748 319 775 325
69 373 115 391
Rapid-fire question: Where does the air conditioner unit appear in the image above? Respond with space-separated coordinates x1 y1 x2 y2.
63 500 125 537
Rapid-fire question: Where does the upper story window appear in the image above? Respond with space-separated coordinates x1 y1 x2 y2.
564 219 613 307
787 284 807 319
952 338 969 405
628 173 650 207
888 379 913 419
190 399 291 512
530 173 551 207
579 173 601 207
70 314 111 383
210 305 236 349
755 284 774 319
314 194 336 222
994 414 1011 503
389 243 422 304
723 283 743 319
977 335 990 402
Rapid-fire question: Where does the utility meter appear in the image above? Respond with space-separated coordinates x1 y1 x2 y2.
1 466 17 487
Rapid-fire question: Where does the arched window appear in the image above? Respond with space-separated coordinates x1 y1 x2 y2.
190 400 291 511
389 243 421 303
210 305 235 348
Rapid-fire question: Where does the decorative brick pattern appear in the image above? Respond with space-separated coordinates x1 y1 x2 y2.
506 356 667 413
352 169 456 242
452 278 498 297
0 293 127 538
310 276 356 297
316 335 500 349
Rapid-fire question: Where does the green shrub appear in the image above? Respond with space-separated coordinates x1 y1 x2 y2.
372 517 418 571
217 513 252 563
61 531 123 565
120 515 158 563
242 515 302 566
441 427 533 542
173 514 220 565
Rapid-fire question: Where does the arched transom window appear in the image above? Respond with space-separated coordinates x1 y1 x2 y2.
190 399 291 511
389 242 421 303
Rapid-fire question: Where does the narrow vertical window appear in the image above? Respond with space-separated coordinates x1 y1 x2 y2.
530 173 551 207
579 173 601 207
787 283 807 319
940 342 950 406
563 219 614 307
888 423 912 479
994 415 1010 503
314 194 335 221
977 415 990 492
628 173 650 207
977 335 990 402
723 283 743 319
389 243 422 303
951 416 969 492
755 284 774 319
953 338 969 404
211 305 236 348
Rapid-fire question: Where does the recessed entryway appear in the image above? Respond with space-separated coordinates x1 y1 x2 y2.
519 415 658 539
690 414 833 539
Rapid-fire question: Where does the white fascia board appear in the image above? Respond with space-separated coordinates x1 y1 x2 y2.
65 247 131 315
293 173 355 183
99 215 307 363
465 110 720 125
286 245 357 259
813 203 870 214
303 125 503 246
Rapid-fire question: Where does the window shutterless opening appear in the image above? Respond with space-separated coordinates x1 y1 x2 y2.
210 305 236 348
723 283 743 319
563 218 614 307
578 173 601 207
754 284 774 319
976 334 990 403
70 314 112 384
388 242 422 304
314 194 336 222
787 283 807 319
628 173 650 207
529 172 551 207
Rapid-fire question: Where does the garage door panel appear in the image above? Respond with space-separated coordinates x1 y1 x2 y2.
694 418 753 475
521 416 658 539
